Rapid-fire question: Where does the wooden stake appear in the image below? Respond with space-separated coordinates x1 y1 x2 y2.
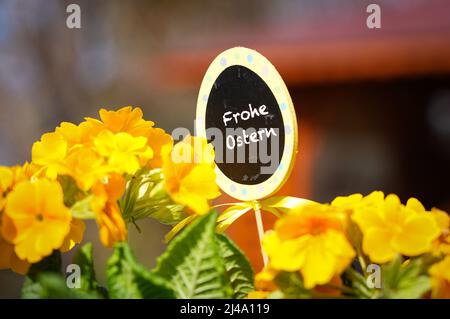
254 202 268 267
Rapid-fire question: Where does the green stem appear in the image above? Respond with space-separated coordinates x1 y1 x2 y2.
358 254 367 273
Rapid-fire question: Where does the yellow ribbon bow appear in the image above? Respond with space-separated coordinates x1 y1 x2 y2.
165 196 315 242
216 196 315 232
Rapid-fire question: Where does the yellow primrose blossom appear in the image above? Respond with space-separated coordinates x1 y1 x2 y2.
0 166 13 193
55 121 102 149
64 146 109 191
145 127 173 168
162 136 220 215
246 291 270 299
263 203 355 289
331 191 386 215
0 166 14 210
10 162 42 185
55 122 88 149
0 163 43 210
254 267 278 292
90 173 126 215
60 218 86 253
429 256 450 298
352 194 440 263
103 173 127 201
85 106 154 137
432 208 450 234
2 179 71 263
430 208 450 256
331 193 363 212
91 174 127 247
97 202 127 248
0 166 32 273
93 130 153 175
0 234 30 275
31 132 69 179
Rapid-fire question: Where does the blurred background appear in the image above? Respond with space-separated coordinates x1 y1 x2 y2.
1 0 450 297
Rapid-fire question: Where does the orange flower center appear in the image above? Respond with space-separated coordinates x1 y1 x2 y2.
36 213 44 222
277 213 343 240
310 222 326 235
308 217 332 235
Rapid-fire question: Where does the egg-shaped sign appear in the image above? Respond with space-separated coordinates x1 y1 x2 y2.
196 47 298 201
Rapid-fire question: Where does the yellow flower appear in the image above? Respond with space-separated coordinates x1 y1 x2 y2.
0 163 44 211
162 136 220 215
2 179 71 263
145 127 173 168
60 218 86 253
90 174 126 215
429 256 450 298
11 162 42 184
331 191 384 248
431 208 450 234
263 203 355 289
85 106 154 137
91 174 127 248
31 132 69 179
85 106 171 169
100 173 127 202
331 193 363 211
430 208 450 256
0 166 14 210
97 202 127 248
55 122 86 149
64 146 109 191
0 233 30 275
246 291 270 299
254 267 278 292
93 130 153 175
331 191 385 215
0 166 13 193
55 121 102 148
352 194 440 263
0 166 32 273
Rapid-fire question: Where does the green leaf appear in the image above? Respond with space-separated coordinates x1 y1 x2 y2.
107 242 175 299
381 256 431 299
389 275 430 299
135 189 186 225
72 243 105 296
21 278 44 299
59 175 84 207
382 254 402 288
344 267 373 298
139 203 186 225
34 273 99 299
70 195 97 219
216 234 254 298
121 168 187 225
22 251 62 299
273 271 312 299
153 211 232 298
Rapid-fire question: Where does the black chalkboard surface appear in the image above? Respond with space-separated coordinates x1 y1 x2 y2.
205 65 285 185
